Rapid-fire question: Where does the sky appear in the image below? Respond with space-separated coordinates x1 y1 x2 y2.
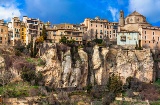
0 0 160 26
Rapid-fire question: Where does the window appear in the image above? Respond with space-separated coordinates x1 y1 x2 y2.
0 37 2 43
145 36 146 40
120 36 126 42
110 31 111 34
158 37 159 41
22 32 24 35
113 30 115 33
22 28 24 31
100 36 102 38
145 31 146 34
105 25 106 28
105 31 106 33
110 35 112 38
1 29 3 33
101 25 102 27
100 30 102 34
153 32 155 35
91 24 92 27
96 25 97 27
145 41 146 43
149 41 150 43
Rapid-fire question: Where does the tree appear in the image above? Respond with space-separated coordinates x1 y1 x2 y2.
41 25 47 40
107 73 123 94
59 36 67 44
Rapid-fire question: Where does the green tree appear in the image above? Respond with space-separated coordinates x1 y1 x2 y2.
41 25 47 40
107 73 123 94
59 36 67 44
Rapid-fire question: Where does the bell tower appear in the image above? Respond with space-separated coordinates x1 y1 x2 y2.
119 10 125 26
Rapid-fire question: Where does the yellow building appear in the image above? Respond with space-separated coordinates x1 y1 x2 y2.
20 22 27 44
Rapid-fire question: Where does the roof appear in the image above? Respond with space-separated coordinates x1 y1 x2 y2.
128 11 145 17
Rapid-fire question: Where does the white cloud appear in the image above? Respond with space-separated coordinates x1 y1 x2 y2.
129 0 160 23
108 7 119 21
0 1 21 21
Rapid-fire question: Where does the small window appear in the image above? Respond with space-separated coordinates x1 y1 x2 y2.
158 37 159 41
105 25 106 28
1 29 3 32
149 41 150 43
91 24 92 27
0 37 2 43
96 25 97 27
145 41 146 43
101 25 102 27
153 32 155 35
145 31 146 34
145 36 146 40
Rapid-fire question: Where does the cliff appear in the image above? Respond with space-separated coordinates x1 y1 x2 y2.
0 45 154 88
39 45 154 88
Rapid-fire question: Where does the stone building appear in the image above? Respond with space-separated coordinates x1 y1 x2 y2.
0 20 8 45
82 17 118 42
46 23 83 43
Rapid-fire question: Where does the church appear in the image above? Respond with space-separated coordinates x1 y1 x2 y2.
117 10 160 50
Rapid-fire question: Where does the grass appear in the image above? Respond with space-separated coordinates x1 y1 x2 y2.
26 57 45 66
0 82 40 98
154 79 160 87
150 101 160 105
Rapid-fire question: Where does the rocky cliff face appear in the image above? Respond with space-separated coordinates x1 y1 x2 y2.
0 45 154 88
40 45 154 88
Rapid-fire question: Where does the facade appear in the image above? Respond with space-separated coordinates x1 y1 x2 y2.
0 20 8 45
20 22 27 44
117 31 139 46
8 17 21 45
46 23 83 43
139 26 160 49
82 17 118 41
22 16 42 45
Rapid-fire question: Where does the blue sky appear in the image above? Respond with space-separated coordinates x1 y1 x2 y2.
0 0 160 26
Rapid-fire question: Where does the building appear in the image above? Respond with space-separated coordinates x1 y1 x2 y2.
22 16 42 45
139 26 160 49
118 10 160 49
117 31 140 46
82 17 118 41
0 20 8 45
8 17 21 45
46 23 83 43
20 22 27 44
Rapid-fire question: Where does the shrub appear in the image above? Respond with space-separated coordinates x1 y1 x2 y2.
107 73 123 94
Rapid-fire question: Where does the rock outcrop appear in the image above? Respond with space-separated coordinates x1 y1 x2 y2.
0 45 154 88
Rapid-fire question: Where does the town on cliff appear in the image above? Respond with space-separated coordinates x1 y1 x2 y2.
0 10 160 105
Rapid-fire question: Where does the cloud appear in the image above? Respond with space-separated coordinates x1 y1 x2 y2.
0 0 21 21
129 0 160 23
108 7 119 21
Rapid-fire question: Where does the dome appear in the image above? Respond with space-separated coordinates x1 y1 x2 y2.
125 11 148 25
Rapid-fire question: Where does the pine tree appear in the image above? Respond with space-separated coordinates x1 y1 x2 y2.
42 25 47 40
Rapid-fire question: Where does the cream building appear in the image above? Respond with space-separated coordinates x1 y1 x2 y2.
82 17 118 41
46 23 83 43
8 17 21 45
22 16 43 45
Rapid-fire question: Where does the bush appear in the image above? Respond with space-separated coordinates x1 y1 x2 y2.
93 39 103 44
107 73 123 94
